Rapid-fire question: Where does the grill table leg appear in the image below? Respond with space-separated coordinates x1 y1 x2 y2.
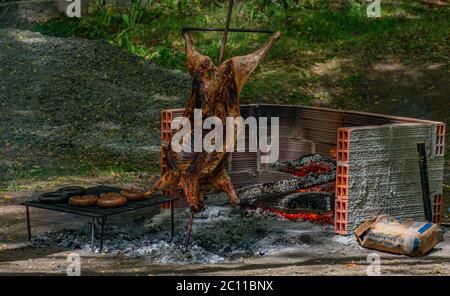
170 201 174 239
99 217 106 253
184 211 194 251
26 206 31 241
91 217 95 252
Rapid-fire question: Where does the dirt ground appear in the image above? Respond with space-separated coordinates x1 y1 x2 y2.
0 184 449 276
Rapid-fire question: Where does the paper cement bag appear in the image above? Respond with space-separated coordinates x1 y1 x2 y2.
354 215 438 257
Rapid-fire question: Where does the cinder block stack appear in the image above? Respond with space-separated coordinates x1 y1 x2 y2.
343 123 445 233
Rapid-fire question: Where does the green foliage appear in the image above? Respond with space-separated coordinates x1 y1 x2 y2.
29 1 449 70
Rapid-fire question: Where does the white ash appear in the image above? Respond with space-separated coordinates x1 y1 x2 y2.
330 233 360 249
31 206 361 264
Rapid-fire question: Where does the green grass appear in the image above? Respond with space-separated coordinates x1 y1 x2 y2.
1 159 159 191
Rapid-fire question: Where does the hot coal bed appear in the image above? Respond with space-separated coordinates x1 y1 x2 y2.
160 104 445 234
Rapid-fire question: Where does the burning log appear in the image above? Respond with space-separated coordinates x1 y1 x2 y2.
271 154 335 177
249 192 335 214
210 168 336 204
208 155 336 220
297 182 335 193
237 173 335 223
271 154 322 173
268 209 333 224
236 169 336 203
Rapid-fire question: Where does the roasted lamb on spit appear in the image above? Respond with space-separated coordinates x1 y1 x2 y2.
145 31 281 212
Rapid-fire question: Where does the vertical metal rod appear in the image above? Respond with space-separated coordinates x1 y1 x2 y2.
170 201 175 239
184 211 194 250
91 217 95 252
218 0 234 64
99 217 105 253
417 143 433 222
26 206 31 241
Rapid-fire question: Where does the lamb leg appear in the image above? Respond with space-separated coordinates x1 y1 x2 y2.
231 31 282 92
209 169 239 205
184 32 212 77
144 170 179 197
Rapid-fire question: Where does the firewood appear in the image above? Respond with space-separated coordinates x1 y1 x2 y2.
247 192 335 214
271 154 336 176
270 154 322 172
209 169 336 203
236 169 336 202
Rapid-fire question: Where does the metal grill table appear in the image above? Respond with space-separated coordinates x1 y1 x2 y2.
21 185 177 252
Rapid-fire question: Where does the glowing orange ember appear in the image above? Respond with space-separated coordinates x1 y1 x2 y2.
248 156 336 225
291 163 331 177
291 163 335 194
267 208 333 224
297 182 335 193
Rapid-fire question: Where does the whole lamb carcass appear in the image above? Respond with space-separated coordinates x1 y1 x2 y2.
146 31 281 212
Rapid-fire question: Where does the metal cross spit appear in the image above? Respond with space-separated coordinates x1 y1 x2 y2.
182 0 273 64
181 0 273 249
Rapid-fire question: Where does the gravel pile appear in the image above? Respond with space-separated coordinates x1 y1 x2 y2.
31 205 346 264
0 29 190 181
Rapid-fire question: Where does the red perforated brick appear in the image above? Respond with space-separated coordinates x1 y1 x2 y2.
337 128 351 163
335 161 349 234
336 165 348 200
161 110 174 143
334 128 352 234
160 144 168 169
334 198 348 234
433 193 444 224
435 124 445 157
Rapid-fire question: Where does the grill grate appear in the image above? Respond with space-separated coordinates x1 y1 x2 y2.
21 185 177 218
